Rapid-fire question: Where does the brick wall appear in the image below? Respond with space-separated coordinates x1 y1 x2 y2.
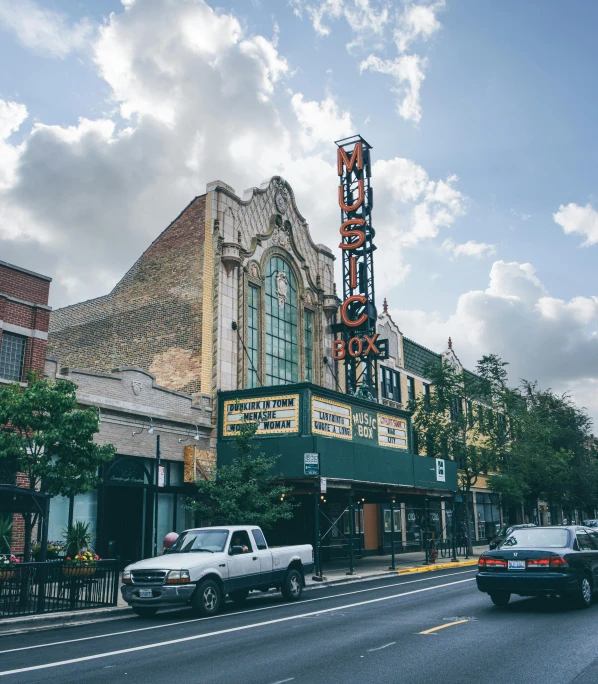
0 262 51 379
0 262 50 305
49 196 207 394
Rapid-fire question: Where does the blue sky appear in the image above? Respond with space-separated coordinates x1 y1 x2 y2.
0 0 596 421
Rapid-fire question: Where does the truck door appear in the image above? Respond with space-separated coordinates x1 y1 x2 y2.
252 528 273 586
227 530 259 591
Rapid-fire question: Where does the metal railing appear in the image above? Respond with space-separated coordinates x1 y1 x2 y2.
0 559 119 618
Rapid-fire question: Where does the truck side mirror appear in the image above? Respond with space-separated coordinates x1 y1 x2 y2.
230 545 244 556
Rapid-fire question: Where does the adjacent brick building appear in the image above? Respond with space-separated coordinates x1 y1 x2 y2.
0 260 51 384
0 260 52 554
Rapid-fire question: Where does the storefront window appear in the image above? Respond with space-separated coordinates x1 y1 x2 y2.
383 508 401 533
265 257 299 386
48 495 70 543
73 490 98 550
247 283 260 388
157 492 175 550
176 494 192 533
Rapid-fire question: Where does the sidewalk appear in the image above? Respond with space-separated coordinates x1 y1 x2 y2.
306 545 485 586
1 546 486 634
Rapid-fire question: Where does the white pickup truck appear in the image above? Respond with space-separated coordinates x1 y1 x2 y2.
121 526 314 617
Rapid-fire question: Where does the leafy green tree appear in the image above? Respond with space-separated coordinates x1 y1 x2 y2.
412 358 493 555
188 420 294 529
488 382 586 522
0 373 115 560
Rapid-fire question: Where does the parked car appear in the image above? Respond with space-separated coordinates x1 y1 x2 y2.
489 524 536 550
477 526 598 608
121 525 314 618
582 520 598 528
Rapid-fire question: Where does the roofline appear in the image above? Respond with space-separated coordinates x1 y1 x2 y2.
0 260 52 282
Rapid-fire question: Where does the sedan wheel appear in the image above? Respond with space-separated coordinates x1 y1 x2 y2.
572 577 593 609
490 591 511 607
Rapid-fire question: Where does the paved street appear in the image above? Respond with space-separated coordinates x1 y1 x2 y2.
2 568 598 683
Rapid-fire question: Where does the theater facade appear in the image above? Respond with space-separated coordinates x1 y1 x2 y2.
48 157 459 565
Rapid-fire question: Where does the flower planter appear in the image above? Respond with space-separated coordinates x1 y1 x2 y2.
0 570 15 581
62 566 97 577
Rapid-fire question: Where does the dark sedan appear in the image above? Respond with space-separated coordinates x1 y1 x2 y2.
489 523 536 550
476 526 598 608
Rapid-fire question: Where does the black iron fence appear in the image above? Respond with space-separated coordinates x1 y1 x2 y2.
0 559 119 618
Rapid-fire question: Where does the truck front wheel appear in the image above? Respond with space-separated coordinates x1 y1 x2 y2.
281 568 303 601
191 579 222 617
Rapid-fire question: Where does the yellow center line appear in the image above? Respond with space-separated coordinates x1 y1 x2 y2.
418 619 469 635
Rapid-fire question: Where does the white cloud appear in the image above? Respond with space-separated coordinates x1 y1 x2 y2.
442 238 497 259
394 0 445 53
293 0 389 41
553 202 598 247
0 0 93 59
293 1 445 124
393 260 598 424
0 99 28 189
360 53 427 123
291 93 354 151
0 0 467 310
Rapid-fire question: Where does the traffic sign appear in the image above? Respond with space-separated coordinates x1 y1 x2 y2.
304 453 319 476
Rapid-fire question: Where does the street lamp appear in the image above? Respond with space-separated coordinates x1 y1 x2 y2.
132 417 161 557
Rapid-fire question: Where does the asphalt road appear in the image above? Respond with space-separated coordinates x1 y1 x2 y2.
2 567 598 683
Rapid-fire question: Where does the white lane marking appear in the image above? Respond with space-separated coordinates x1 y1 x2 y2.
0 578 475 676
0 569 476 655
367 642 395 652
270 679 294 684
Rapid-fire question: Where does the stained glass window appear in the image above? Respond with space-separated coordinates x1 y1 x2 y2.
265 257 298 386
304 309 313 382
247 284 259 388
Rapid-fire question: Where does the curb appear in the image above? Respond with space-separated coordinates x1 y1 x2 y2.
0 606 132 636
396 559 479 574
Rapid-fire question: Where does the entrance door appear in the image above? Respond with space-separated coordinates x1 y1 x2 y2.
103 487 144 567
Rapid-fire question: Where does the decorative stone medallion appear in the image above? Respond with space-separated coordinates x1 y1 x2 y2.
275 189 288 214
132 381 143 396
276 270 289 308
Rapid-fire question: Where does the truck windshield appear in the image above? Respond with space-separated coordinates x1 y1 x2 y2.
169 529 228 553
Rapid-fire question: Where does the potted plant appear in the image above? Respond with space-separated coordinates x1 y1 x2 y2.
32 541 65 561
0 554 20 580
63 550 100 577
63 521 92 558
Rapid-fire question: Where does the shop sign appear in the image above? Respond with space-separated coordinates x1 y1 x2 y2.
312 397 352 440
223 395 299 436
436 458 446 482
304 453 320 476
320 477 327 493
352 407 378 443
334 135 388 396
377 413 408 450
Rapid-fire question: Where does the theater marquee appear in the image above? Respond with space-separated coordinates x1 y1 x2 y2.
223 395 299 435
377 413 408 450
312 396 353 440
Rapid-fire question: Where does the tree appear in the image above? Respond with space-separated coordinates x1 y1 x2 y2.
487 382 588 523
0 373 115 560
412 358 493 555
188 420 295 529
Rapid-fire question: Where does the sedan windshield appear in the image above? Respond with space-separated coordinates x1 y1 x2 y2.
169 529 228 554
501 528 569 548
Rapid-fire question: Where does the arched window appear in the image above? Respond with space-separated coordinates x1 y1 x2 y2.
265 256 298 385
